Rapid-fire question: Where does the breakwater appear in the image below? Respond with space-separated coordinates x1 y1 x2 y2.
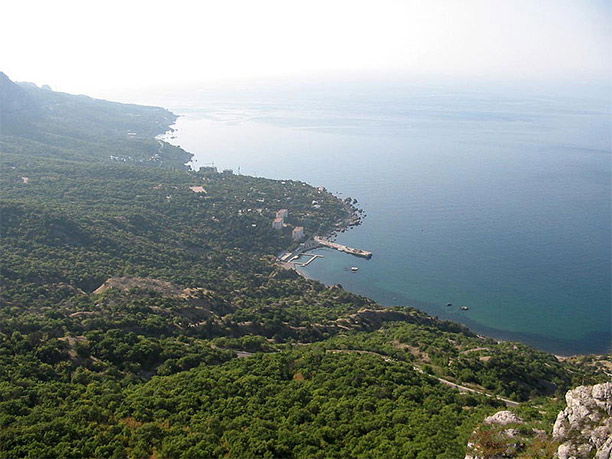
313 236 372 259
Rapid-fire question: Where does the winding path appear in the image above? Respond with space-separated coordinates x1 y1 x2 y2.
221 347 519 407
326 349 519 406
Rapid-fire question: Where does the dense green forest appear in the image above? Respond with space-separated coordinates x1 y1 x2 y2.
0 73 608 458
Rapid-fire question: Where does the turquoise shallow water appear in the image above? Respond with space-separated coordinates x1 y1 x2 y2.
163 84 611 355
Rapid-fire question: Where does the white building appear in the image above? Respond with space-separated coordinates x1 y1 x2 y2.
292 226 305 241
272 217 284 230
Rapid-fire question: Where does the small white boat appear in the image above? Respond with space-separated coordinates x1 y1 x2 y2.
351 266 359 272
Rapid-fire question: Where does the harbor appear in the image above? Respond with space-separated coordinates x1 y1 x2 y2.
279 236 372 271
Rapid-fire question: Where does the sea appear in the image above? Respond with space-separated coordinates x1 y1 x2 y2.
156 80 611 355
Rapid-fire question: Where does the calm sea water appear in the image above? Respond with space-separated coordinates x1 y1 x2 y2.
161 83 611 355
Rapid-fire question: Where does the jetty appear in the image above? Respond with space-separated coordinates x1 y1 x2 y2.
313 236 372 259
293 253 324 267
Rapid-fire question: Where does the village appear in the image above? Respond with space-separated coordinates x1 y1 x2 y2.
272 207 372 268
184 175 371 268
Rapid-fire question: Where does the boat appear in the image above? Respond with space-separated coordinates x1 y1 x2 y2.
351 267 359 272
460 306 469 311
446 303 453 307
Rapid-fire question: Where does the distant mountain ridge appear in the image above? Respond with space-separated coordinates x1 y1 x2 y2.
0 71 190 167
0 71 38 123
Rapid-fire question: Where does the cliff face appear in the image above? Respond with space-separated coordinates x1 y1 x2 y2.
553 382 612 459
465 382 612 459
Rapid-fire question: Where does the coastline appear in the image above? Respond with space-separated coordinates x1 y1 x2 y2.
277 197 609 357
164 114 610 359
277 196 366 271
293 265 313 280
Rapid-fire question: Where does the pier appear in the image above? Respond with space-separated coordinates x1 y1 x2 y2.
293 254 324 267
313 236 372 259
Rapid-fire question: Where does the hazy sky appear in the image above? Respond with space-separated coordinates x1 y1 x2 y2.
2 0 610 96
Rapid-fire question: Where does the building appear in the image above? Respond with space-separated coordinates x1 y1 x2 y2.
199 166 218 175
272 217 283 230
276 209 289 219
292 226 305 241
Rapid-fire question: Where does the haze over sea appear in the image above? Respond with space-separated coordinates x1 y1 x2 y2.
160 80 611 355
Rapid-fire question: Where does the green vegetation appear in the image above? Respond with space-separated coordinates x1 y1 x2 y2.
0 73 608 458
465 397 567 457
0 71 188 167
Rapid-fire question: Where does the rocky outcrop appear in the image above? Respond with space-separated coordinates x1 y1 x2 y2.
93 277 184 296
484 411 524 426
88 277 235 323
336 308 475 336
553 382 612 459
465 383 612 458
465 411 526 459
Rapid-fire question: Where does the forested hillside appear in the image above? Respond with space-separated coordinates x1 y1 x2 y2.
0 73 608 458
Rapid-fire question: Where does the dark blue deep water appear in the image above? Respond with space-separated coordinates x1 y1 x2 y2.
164 83 611 355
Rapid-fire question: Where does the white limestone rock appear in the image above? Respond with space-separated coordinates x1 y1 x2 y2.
553 382 612 459
484 410 524 426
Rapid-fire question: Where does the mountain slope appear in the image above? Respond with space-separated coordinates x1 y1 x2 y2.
0 73 608 458
0 72 188 166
